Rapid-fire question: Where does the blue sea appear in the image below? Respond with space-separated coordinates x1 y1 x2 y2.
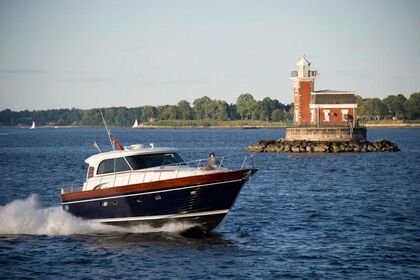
0 127 419 279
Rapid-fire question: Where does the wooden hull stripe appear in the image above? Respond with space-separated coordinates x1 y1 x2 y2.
61 169 253 202
91 209 230 223
62 178 243 205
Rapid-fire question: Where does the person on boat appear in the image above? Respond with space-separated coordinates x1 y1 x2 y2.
205 152 219 170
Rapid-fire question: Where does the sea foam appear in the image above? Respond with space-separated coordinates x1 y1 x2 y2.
0 195 196 236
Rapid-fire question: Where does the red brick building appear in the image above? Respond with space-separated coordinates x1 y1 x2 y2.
291 56 357 127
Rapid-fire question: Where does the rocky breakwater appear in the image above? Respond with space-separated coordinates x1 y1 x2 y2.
248 139 400 153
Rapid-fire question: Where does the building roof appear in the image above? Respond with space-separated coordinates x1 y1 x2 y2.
296 55 310 66
311 90 356 105
313 90 355 94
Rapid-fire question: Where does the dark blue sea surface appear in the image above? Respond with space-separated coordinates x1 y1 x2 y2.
0 127 419 279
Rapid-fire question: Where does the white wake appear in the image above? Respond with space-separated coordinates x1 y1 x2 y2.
0 195 196 236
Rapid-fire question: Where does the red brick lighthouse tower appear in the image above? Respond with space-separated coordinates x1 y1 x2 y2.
290 55 317 126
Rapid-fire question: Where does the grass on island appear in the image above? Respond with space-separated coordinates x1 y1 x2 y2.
365 119 420 126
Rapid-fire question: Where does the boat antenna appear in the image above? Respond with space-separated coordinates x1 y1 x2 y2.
99 108 115 150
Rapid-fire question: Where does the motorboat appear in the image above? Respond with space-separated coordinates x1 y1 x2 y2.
60 140 258 234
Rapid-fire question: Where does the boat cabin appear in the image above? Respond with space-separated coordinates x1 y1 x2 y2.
83 145 186 191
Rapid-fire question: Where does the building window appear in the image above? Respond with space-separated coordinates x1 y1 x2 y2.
310 109 315 122
341 109 349 121
323 110 330 122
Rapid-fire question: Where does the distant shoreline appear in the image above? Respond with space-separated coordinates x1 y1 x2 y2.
2 123 419 129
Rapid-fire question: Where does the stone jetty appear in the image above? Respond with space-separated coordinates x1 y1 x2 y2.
248 139 400 153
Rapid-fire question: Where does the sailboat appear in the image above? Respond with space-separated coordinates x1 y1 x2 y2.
132 119 139 128
30 121 36 129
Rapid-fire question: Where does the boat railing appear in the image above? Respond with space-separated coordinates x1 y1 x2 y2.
163 154 255 173
61 155 256 194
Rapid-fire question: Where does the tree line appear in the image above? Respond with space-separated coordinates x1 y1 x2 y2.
0 94 293 127
357 92 419 120
0 92 418 127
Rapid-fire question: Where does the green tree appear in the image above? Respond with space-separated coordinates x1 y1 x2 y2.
359 98 388 120
383 94 407 119
142 106 158 122
206 99 218 120
158 105 179 120
271 109 284 122
257 98 270 121
177 100 193 120
227 104 239 120
214 100 230 120
193 96 212 120
355 95 364 108
404 92 420 119
236 93 257 120
65 108 83 125
127 107 142 125
81 109 102 126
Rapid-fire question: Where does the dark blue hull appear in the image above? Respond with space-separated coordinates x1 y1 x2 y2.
62 178 246 232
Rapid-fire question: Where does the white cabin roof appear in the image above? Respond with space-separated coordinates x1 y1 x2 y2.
85 146 177 167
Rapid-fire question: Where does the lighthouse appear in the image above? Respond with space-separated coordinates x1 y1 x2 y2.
285 55 365 141
290 55 317 126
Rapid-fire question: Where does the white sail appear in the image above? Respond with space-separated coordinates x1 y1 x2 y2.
30 121 36 129
132 119 139 128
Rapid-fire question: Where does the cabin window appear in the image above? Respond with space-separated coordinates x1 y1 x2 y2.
115 158 131 172
126 153 184 170
97 157 131 175
87 166 95 178
97 159 114 174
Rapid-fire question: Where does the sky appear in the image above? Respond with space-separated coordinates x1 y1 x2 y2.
0 0 419 111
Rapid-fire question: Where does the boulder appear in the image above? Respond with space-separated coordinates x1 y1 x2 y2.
313 145 326 152
291 146 301 152
367 144 376 152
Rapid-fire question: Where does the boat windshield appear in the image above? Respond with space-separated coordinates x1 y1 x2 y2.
126 153 184 170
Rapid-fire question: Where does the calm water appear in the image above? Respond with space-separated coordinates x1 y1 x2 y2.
0 128 419 279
